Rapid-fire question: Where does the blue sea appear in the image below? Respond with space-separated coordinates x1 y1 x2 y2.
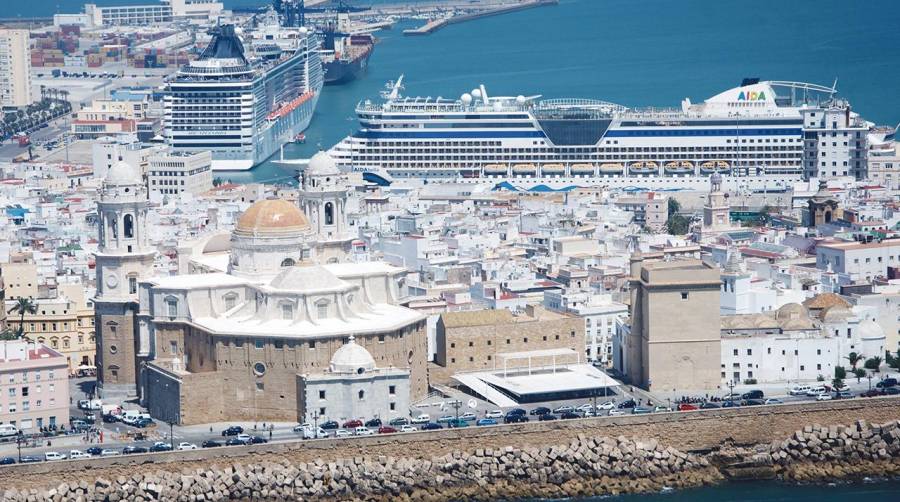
19 0 900 185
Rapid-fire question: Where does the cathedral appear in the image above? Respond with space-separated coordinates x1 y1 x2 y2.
94 152 428 425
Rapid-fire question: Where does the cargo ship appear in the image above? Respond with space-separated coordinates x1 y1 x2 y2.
163 14 323 171
320 9 374 85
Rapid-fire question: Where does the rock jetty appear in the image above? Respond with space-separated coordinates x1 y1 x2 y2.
3 420 899 501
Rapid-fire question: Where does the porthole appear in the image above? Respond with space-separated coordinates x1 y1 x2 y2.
253 362 266 376
109 345 118 354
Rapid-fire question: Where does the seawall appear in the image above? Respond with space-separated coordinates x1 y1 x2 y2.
2 397 899 500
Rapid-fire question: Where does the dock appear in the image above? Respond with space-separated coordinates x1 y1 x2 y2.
403 0 558 36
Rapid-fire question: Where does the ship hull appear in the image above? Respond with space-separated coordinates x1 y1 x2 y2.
323 48 372 85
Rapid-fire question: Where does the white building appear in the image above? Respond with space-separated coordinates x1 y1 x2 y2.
543 290 627 364
816 238 900 283
720 250 777 315
0 29 31 108
84 3 173 26
92 135 161 180
802 103 869 181
148 150 213 198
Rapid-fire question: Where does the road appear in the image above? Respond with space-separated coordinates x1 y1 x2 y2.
0 116 71 162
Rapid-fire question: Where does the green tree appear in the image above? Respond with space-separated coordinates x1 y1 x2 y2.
665 198 691 235
853 367 867 382
864 356 883 373
833 365 846 380
831 377 844 394
846 352 863 370
7 296 37 338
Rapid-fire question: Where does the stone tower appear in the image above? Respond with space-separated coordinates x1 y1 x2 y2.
300 151 354 263
807 180 839 227
94 161 156 398
702 172 730 231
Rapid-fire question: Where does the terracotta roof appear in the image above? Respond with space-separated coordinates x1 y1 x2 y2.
802 293 851 310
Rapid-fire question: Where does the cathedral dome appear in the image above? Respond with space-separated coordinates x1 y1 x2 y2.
105 161 141 186
329 336 376 374
235 199 310 236
307 151 339 176
775 303 808 321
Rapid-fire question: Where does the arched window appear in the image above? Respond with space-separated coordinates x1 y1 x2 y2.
281 258 295 267
325 202 334 226
123 214 134 238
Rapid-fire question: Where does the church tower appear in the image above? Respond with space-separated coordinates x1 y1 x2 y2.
703 172 730 231
300 151 354 263
94 161 156 398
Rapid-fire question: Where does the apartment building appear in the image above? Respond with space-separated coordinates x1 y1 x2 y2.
0 29 32 108
0 340 70 433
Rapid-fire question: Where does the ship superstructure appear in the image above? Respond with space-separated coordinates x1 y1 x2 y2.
164 17 323 171
330 78 868 186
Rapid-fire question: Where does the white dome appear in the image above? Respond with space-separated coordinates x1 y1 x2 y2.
307 151 339 176
471 88 482 98
460 93 472 105
329 336 376 373
857 319 885 340
105 161 141 186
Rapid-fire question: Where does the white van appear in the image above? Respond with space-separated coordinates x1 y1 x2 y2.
410 414 430 424
45 452 67 461
0 424 19 437
806 386 828 397
789 385 812 396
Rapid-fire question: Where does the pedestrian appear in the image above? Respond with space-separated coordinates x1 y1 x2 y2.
269 430 272 439
209 426 213 433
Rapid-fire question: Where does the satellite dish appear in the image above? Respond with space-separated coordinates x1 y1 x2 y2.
467 399 477 409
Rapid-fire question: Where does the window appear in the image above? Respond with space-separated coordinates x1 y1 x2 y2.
389 385 396 395
317 302 328 319
281 303 293 320
22 386 28 397
358 390 365 400
169 340 177 354
389 402 396 411
22 401 29 411
325 202 334 225
319 390 326 399
166 297 177 318
123 214 134 238
255 339 265 349
733 349 738 356
253 362 266 376
746 349 752 356
379 335 386 343
280 258 295 267
319 407 326 416
681 292 689 300
308 340 316 349
224 294 237 310
817 364 822 370
7 388 14 397
450 343 456 348
128 276 137 295
256 382 264 391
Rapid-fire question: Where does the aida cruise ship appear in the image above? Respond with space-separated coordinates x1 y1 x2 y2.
329 78 869 190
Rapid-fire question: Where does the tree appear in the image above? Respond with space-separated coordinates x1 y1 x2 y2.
853 367 867 382
665 198 691 235
846 352 863 370
833 365 846 380
7 297 37 338
887 351 900 372
864 356 883 373
831 377 844 393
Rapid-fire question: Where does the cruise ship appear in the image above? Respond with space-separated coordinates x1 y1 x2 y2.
164 18 323 171
329 78 864 189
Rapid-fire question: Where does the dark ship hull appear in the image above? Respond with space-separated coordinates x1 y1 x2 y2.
323 46 372 85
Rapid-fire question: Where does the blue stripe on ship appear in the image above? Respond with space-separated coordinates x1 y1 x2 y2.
354 128 802 139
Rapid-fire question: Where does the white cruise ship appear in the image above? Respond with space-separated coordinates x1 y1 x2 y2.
164 18 323 171
329 78 867 189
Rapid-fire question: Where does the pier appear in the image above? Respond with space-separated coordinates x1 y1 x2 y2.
403 0 558 36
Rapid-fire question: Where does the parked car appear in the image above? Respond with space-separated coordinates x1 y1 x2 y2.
653 406 672 413
596 401 616 411
377 426 398 434
343 419 363 429
388 417 410 426
884 387 900 395
235 434 251 444
608 409 627 416
788 385 812 396
149 442 173 452
44 452 67 461
410 414 430 424
741 399 764 406
86 447 103 456
102 414 119 423
538 413 558 421
575 403 593 413
201 440 222 448
552 405 574 414
122 446 149 455
504 414 529 424
530 407 551 416
321 420 339 430
0 457 15 465
876 378 899 388
862 389 885 398
560 412 580 420
248 436 267 444
816 394 833 401
617 399 636 409
446 419 469 428
459 412 478 421
721 393 742 401
484 410 504 419
177 442 198 451
476 418 498 426
364 418 382 428
420 422 443 431
355 426 374 436
720 401 740 408
677 403 698 411
836 391 853 399
225 437 245 446
699 402 720 409
100 449 121 457
302 427 328 440
221 426 243 437
631 407 653 415
20 456 42 463
763 398 783 405
506 408 527 417
134 418 155 428
334 429 353 438
69 450 91 460
741 390 765 400
806 386 828 397
400 425 418 433
437 415 455 423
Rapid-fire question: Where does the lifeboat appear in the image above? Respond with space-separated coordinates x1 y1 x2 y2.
629 161 658 175
542 163 565 175
266 91 314 121
570 163 595 175
664 160 693 175
699 161 717 174
599 162 624 174
512 163 536 175
483 164 507 175
715 160 731 172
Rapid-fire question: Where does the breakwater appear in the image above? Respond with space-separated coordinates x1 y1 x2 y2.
403 0 557 35
2 397 899 500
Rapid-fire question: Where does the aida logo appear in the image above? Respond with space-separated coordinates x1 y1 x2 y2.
737 91 766 101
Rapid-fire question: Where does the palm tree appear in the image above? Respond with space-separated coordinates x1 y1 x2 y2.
7 297 37 338
846 352 863 370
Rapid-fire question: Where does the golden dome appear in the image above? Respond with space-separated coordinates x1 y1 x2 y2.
235 199 309 235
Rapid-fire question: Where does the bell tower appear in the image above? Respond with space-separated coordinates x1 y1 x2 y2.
94 161 156 398
300 151 354 263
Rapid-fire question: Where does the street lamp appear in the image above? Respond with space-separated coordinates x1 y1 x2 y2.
312 411 319 436
728 380 735 405
867 374 873 392
16 432 23 463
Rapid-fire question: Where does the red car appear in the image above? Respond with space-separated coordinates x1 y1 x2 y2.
677 403 699 411
377 426 397 434
342 419 363 428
